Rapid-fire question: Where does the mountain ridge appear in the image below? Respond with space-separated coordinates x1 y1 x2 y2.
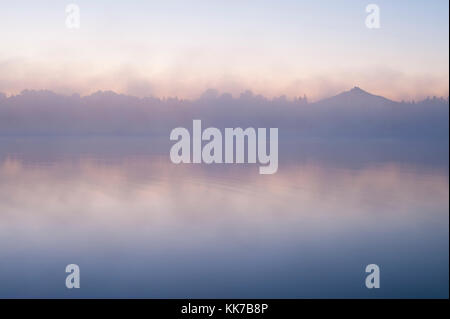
0 87 448 105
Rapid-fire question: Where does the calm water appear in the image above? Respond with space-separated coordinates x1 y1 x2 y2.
0 137 448 298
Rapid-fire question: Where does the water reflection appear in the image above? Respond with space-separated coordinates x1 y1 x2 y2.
0 138 448 298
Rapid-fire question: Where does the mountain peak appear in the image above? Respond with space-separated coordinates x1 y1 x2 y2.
348 86 372 96
315 86 395 106
341 86 390 100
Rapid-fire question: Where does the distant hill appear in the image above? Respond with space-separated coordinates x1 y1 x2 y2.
315 87 395 107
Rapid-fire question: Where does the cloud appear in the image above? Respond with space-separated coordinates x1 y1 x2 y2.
0 58 447 101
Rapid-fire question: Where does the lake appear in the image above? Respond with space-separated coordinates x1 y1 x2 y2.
0 137 448 298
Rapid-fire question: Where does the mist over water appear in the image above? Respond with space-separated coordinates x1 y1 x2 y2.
1 0 448 301
0 137 447 298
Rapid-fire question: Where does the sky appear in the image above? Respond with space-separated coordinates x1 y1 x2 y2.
0 0 448 101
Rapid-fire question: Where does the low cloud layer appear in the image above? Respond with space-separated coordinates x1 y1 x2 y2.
0 58 448 101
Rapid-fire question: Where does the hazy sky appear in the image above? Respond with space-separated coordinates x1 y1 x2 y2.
0 0 448 100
